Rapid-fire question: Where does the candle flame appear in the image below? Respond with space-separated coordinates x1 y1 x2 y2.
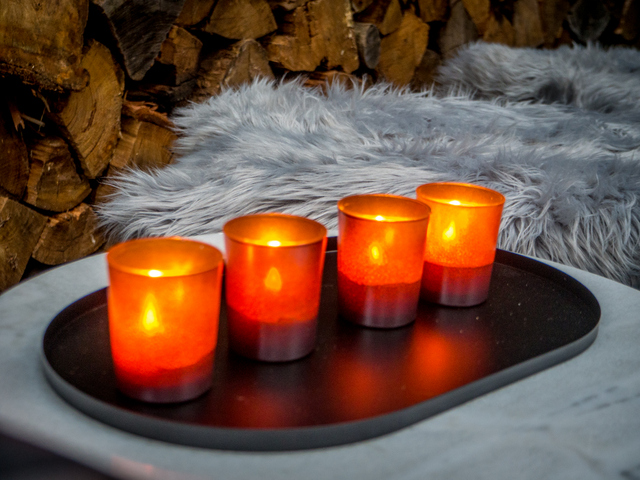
142 295 164 335
449 200 461 206
375 215 385 221
148 269 163 277
443 221 456 240
264 267 282 292
267 240 281 247
369 243 386 265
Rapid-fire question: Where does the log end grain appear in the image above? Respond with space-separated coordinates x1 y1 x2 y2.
31 203 105 266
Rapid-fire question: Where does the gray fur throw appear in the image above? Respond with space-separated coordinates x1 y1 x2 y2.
98 42 640 288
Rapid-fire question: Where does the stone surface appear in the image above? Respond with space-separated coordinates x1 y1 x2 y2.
0 232 639 480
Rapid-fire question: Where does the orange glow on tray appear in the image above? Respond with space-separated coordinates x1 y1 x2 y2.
416 183 505 306
404 312 492 399
106 237 224 403
224 214 327 362
337 194 430 328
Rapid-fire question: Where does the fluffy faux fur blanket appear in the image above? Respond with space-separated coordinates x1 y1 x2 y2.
98 42 640 288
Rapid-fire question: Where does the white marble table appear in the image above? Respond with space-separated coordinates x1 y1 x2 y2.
1 232 639 480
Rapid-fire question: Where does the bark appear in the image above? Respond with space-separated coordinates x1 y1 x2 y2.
354 23 381 69
91 0 187 80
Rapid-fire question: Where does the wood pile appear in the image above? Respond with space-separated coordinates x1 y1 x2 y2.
0 0 637 292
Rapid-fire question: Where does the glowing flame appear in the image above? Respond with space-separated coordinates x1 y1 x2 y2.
443 221 456 241
267 240 281 247
375 215 385 221
148 269 163 277
264 267 282 292
369 243 386 265
449 200 461 206
142 295 163 334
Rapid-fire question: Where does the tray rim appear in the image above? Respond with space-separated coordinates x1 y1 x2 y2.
41 245 600 451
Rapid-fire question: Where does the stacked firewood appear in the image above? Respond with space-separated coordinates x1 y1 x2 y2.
0 0 636 293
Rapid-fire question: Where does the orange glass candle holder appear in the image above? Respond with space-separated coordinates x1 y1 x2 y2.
107 237 224 403
223 214 327 362
416 182 505 307
337 194 431 328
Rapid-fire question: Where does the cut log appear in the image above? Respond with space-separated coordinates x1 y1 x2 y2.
121 101 174 129
514 0 544 47
304 71 361 90
91 0 187 81
615 0 639 41
0 0 88 92
439 0 479 57
0 102 29 199
354 23 381 69
204 0 277 39
377 11 430 86
176 0 216 26
109 117 141 170
355 0 403 36
0 196 47 292
266 0 360 73
93 118 140 203
32 203 105 266
352 0 375 13
128 80 198 109
418 0 448 23
48 41 124 179
267 0 309 10
126 121 176 171
190 39 274 102
411 49 442 90
462 0 490 34
23 137 91 213
111 117 175 171
540 0 571 46
266 8 317 71
567 0 610 42
95 116 176 202
483 14 515 45
156 25 203 85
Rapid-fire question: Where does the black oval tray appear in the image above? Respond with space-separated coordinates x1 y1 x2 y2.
41 239 600 451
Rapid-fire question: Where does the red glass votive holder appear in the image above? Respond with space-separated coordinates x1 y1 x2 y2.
107 237 224 403
223 214 327 362
416 182 505 307
337 194 431 328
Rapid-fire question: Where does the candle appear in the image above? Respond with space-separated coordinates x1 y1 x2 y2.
337 194 431 328
416 182 505 306
106 237 224 403
223 213 327 362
